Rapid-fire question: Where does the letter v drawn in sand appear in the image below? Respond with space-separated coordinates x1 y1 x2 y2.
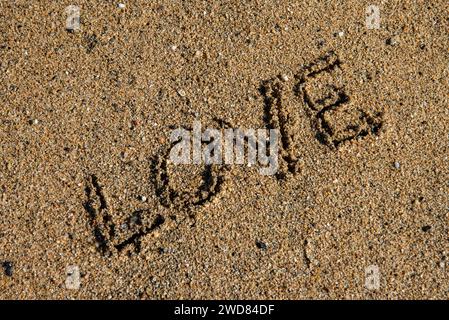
83 119 231 257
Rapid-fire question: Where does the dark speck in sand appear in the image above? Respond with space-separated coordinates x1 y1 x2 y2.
256 240 267 250
2 261 13 277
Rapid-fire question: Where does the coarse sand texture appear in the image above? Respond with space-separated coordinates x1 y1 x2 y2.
0 1 448 299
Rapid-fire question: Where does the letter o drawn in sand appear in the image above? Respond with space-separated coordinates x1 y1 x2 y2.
152 119 231 211
153 143 228 211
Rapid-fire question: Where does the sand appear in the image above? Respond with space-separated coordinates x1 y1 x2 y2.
0 0 448 299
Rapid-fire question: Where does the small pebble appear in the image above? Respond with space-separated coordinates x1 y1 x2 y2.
29 119 39 125
117 3 126 9
2 261 13 277
421 225 431 232
394 161 400 169
65 265 80 290
177 89 186 97
256 240 267 250
280 74 289 82
120 223 128 231
195 50 202 58
139 195 147 202
386 37 399 46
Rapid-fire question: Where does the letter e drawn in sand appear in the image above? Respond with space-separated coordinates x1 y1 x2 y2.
261 50 385 173
296 51 384 149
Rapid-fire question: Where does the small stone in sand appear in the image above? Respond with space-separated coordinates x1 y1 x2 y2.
139 195 147 202
177 89 186 97
394 161 401 169
117 3 126 9
65 265 81 290
256 240 267 250
2 261 13 277
386 37 399 46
